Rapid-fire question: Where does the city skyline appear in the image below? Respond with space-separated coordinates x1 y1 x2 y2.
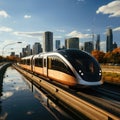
0 0 120 56
20 30 118 57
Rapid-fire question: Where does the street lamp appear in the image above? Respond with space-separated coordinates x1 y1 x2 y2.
2 42 22 57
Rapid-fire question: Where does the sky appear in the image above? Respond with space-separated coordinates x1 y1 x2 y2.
0 0 120 56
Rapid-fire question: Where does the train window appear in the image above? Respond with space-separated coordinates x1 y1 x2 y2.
48 56 74 76
35 58 38 66
44 59 46 67
24 59 27 64
34 58 43 67
27 59 30 65
39 58 43 67
66 50 101 81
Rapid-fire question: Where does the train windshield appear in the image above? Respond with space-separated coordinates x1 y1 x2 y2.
65 50 101 82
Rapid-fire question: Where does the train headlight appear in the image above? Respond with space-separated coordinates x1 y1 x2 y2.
79 70 84 75
81 73 84 76
99 70 102 76
99 73 102 75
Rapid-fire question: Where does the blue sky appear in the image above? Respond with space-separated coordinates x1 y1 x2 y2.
0 0 120 56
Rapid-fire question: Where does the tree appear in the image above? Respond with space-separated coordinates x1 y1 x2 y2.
104 51 112 63
6 56 20 62
111 47 120 64
91 50 105 63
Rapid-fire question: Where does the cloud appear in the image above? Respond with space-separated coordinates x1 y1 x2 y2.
113 27 120 32
24 15 31 19
66 30 92 39
14 31 43 38
1 91 13 100
96 1 120 17
0 26 13 32
54 35 63 39
85 29 91 32
77 0 84 2
56 29 65 33
0 10 9 18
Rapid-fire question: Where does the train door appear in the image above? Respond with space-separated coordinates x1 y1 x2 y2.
31 56 34 72
43 56 48 76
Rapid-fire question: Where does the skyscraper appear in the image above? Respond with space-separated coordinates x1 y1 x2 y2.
84 41 94 53
106 28 113 52
26 44 32 56
43 31 53 52
65 37 79 49
33 42 42 55
55 40 60 49
22 48 26 57
96 34 100 51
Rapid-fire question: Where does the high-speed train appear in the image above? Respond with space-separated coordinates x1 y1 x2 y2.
18 49 103 87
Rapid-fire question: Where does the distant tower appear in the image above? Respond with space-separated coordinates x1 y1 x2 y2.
43 31 53 52
65 37 79 49
22 48 26 57
106 28 113 52
10 52 15 56
113 42 117 50
96 34 100 51
55 40 60 49
33 42 42 55
84 41 94 53
26 44 32 56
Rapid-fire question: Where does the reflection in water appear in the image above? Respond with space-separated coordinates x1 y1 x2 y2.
1 92 13 100
24 75 74 120
0 66 8 120
0 67 74 120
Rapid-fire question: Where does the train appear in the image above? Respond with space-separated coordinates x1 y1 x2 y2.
18 49 103 87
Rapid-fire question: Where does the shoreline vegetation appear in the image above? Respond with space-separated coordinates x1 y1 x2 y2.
101 65 120 85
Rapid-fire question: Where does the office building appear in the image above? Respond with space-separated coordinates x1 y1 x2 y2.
26 44 32 56
33 42 42 55
21 44 32 57
113 42 117 50
21 48 26 57
10 52 15 56
96 34 100 51
55 40 61 49
84 41 94 53
106 28 113 52
65 37 79 49
43 31 53 52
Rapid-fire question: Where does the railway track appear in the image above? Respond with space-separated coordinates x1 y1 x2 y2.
13 64 120 120
92 83 120 101
74 87 120 118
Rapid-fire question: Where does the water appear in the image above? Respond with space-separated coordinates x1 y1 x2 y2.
0 67 73 120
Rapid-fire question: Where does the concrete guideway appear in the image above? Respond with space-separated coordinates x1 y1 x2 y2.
13 64 120 120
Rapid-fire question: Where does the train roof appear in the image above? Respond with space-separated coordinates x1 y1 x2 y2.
21 49 92 59
21 55 34 59
55 49 90 56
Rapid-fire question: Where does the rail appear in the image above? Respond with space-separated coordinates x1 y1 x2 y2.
13 64 120 120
